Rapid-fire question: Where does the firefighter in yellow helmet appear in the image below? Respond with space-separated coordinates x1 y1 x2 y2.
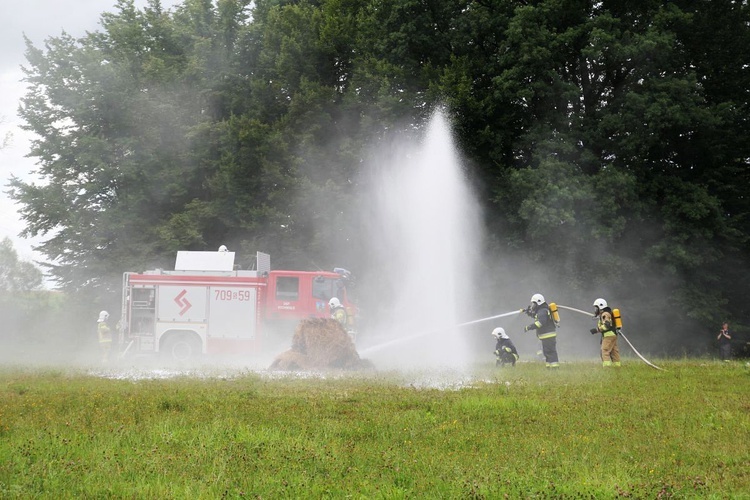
590 298 620 367
523 293 559 368
97 310 112 363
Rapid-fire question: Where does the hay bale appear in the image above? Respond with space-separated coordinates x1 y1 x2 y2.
269 318 371 370
268 350 308 371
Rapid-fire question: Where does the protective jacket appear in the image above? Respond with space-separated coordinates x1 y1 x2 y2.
525 304 557 339
494 338 519 366
98 321 112 344
596 307 617 338
331 306 348 327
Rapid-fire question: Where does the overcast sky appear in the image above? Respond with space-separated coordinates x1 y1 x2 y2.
0 0 182 265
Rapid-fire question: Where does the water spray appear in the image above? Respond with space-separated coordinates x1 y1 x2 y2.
359 310 522 356
455 310 522 328
361 109 483 369
556 304 665 371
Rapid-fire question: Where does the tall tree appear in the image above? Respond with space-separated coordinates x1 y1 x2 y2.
438 0 749 332
10 0 251 292
0 237 43 291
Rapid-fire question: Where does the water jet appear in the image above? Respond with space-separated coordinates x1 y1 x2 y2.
358 109 482 370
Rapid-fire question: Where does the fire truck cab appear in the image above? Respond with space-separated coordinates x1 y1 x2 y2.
119 250 355 361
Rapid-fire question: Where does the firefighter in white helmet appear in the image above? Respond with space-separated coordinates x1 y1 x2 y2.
591 298 620 367
329 296 356 341
522 293 559 368
492 327 519 367
97 310 112 363
329 297 347 327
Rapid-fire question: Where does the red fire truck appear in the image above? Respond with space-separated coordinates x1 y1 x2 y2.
119 249 355 360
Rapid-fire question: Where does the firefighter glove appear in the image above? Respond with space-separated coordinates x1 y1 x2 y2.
524 325 530 332
590 328 598 335
494 350 500 356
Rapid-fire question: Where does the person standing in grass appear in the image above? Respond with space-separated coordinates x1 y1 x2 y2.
717 322 732 361
591 298 620 367
97 310 112 363
523 293 559 368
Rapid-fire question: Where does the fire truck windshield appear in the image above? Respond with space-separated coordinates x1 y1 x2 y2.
313 276 346 302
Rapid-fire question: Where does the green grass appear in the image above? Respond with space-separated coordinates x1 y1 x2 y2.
1 361 748 498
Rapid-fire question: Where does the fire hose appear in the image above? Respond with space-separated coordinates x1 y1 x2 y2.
359 310 523 356
556 304 665 371
456 309 522 327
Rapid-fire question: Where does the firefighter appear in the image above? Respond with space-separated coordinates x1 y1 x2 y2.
591 298 620 367
97 310 112 363
329 297 347 327
492 327 519 367
329 296 356 342
523 293 559 368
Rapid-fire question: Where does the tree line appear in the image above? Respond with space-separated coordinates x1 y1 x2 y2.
8 0 749 353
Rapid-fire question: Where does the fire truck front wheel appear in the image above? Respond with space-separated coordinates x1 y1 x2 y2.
161 333 201 362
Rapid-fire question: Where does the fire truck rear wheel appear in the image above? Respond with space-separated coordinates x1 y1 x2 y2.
162 334 200 362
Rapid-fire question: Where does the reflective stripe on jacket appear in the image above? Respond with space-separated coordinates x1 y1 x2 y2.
529 304 557 339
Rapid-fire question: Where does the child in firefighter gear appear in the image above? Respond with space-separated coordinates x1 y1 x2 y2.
97 310 112 363
717 322 732 361
591 298 620 367
523 293 559 368
492 327 519 367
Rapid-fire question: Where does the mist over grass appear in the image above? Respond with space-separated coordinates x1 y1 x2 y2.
464 241 713 365
1 361 748 497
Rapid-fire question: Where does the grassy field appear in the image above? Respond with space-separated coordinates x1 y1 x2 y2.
1 360 748 498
